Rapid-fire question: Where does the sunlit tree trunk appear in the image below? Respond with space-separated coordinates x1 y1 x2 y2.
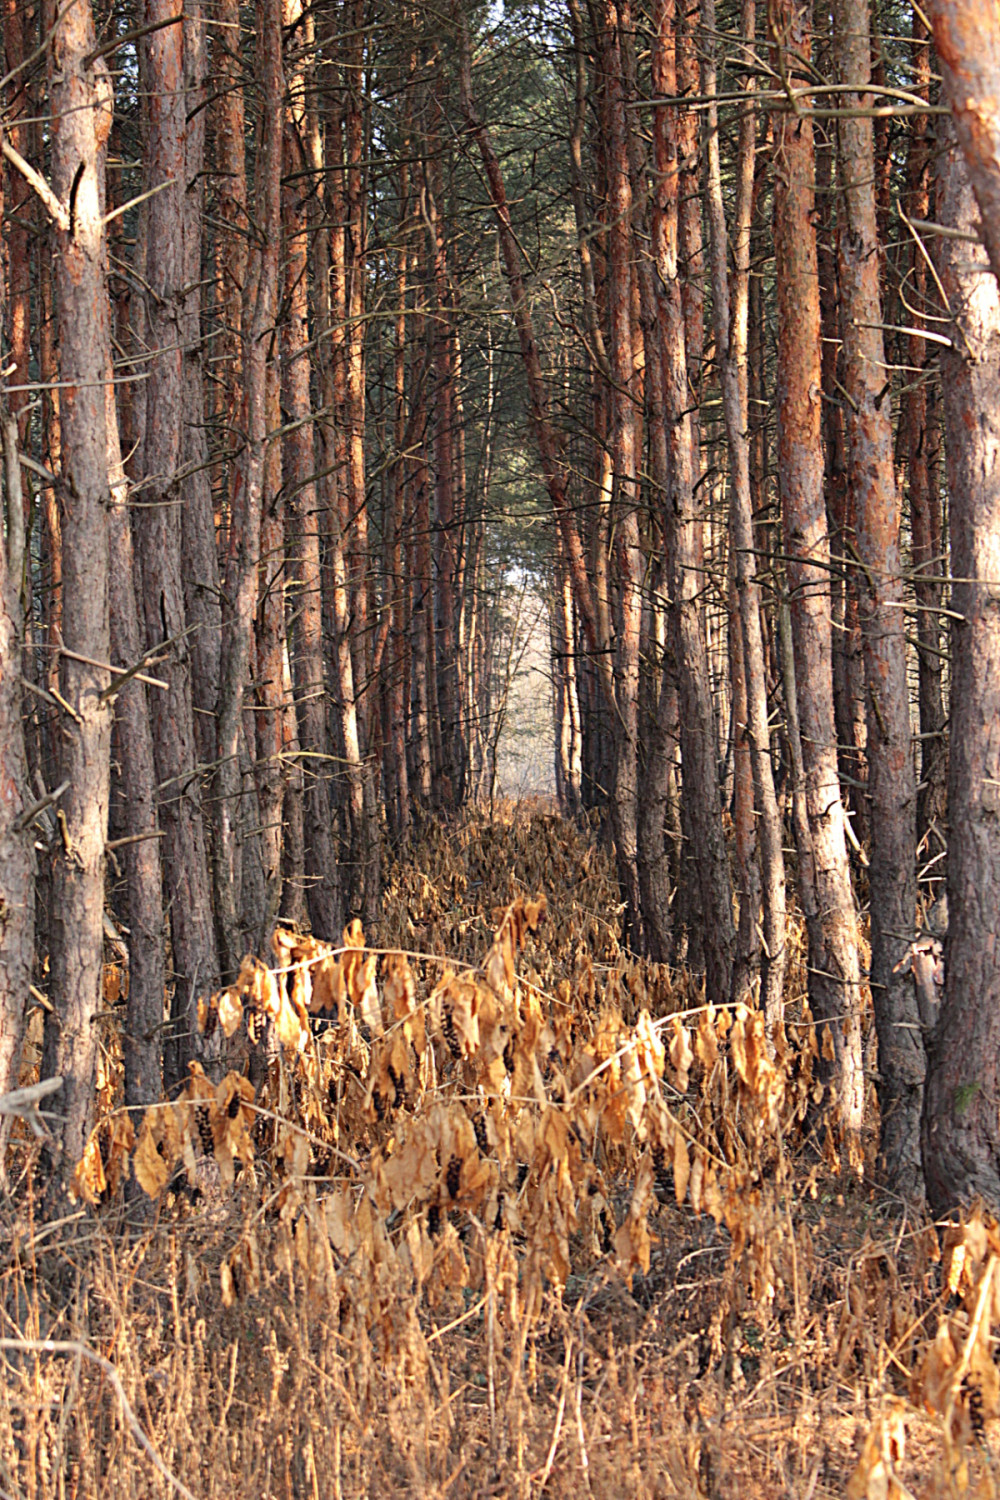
833 0 924 1185
772 0 864 1139
927 0 1000 288
282 0 340 940
0 408 33 1099
702 0 786 1022
40 0 113 1164
652 0 734 1003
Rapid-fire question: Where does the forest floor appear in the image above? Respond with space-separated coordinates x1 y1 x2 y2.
1 804 996 1499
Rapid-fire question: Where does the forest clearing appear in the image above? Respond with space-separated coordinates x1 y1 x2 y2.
3 0 1000 1491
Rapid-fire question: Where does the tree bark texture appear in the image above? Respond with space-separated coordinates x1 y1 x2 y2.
772 0 864 1138
922 121 1000 1214
832 0 923 1186
41 0 114 1166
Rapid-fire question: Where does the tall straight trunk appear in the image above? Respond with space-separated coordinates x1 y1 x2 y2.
4 0 32 443
136 2 218 1082
927 0 1000 288
254 362 285 948
702 0 786 1023
180 2 221 774
815 90 868 852
283 0 340 940
921 121 1000 1213
904 15 947 846
618 1 673 961
772 0 863 1138
342 3 380 924
323 78 367 918
388 158 413 835
425 122 460 805
212 0 247 479
107 376 165 1110
832 0 923 1185
651 0 734 1003
599 0 644 950
0 408 33 1097
40 0 113 1165
216 0 283 965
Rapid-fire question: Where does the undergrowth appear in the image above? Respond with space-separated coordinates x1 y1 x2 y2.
1 804 997 1498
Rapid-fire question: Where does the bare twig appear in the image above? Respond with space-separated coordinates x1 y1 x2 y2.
0 1338 198 1500
0 1076 64 1140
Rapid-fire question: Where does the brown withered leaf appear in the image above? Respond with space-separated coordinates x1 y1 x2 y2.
218 985 243 1038
669 1016 694 1095
133 1104 181 1198
69 1126 107 1205
354 952 382 1035
695 1007 718 1073
614 1153 655 1282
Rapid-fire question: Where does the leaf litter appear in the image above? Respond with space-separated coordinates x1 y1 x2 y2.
2 805 998 1497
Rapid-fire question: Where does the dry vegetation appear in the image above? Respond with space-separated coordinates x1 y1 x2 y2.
2 807 998 1498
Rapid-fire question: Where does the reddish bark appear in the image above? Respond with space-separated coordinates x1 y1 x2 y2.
928 0 1000 289
283 0 341 940
772 0 864 1137
135 1 219 1084
702 0 786 1023
651 0 734 1002
833 0 923 1183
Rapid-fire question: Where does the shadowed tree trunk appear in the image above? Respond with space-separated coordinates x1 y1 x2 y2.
216 0 283 969
598 0 644 951
922 120 1000 1214
135 2 219 1085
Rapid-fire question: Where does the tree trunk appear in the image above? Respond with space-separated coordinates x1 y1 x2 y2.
702 0 786 1023
216 0 283 969
652 0 734 1003
904 14 948 850
41 0 114 1165
0 409 34 1099
136 2 218 1084
598 0 644 950
282 0 341 941
927 0 1000 289
921 119 1000 1214
832 0 923 1186
107 361 165 1110
772 0 864 1139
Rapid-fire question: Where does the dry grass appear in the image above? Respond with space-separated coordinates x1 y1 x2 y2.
1 804 996 1499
